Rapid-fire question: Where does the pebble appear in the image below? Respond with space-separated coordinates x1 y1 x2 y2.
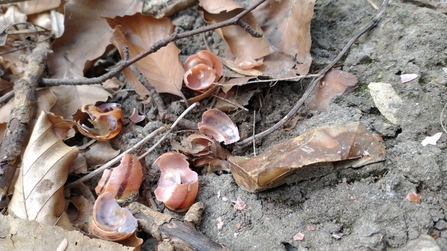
398 234 440 251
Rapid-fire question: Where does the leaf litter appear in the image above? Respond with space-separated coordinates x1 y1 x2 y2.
0 0 395 250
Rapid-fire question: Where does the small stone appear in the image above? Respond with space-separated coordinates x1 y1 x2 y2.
398 234 440 251
434 220 447 230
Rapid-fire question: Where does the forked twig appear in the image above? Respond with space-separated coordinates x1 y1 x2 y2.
236 0 390 148
40 0 268 86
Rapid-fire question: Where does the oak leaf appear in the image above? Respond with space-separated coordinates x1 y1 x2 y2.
8 112 78 229
108 14 185 97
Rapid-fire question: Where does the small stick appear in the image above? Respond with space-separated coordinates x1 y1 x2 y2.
252 110 256 156
40 0 268 86
0 90 14 105
0 40 51 204
139 102 198 159
236 0 390 148
66 126 167 188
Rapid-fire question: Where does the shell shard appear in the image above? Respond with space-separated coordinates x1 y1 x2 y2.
154 152 199 212
198 109 240 145
89 192 137 241
95 154 143 205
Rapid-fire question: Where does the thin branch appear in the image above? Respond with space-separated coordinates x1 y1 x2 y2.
0 90 14 104
129 64 198 130
66 126 168 188
236 0 390 148
40 0 268 86
139 102 198 159
0 40 51 204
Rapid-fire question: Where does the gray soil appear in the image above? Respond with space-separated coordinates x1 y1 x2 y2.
121 0 447 250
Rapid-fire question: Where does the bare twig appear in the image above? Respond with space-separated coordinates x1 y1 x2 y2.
129 63 198 130
40 0 268 86
0 40 51 204
66 126 168 188
236 0 390 148
139 102 198 159
0 90 14 105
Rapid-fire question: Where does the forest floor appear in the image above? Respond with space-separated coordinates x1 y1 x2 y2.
127 1 447 250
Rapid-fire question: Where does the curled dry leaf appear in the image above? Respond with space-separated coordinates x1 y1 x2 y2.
154 152 199 212
95 154 143 205
108 14 184 97
184 50 223 90
198 109 240 145
198 0 273 70
8 112 79 229
308 69 358 111
253 0 315 77
74 103 123 141
229 122 386 192
89 192 138 241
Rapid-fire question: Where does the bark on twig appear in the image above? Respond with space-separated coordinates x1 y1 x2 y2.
126 202 228 251
40 0 268 86
0 40 51 205
236 0 391 148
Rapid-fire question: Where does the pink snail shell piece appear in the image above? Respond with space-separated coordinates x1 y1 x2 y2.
154 152 199 212
89 192 137 241
198 109 240 145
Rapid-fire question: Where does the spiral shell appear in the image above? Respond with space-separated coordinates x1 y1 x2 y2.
95 154 143 205
198 109 240 145
183 50 223 91
154 152 199 212
89 192 138 241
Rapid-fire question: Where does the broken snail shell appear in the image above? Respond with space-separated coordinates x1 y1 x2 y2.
198 109 240 145
154 152 199 212
95 154 143 205
89 192 138 241
184 50 223 91
74 103 124 141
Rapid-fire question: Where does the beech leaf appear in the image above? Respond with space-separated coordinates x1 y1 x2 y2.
108 14 185 97
198 0 273 70
47 0 142 79
229 122 386 192
253 0 315 77
8 112 79 228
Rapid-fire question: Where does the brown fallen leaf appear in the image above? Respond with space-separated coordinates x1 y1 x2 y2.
229 122 386 192
198 0 273 70
47 0 142 79
49 86 111 119
253 0 315 77
8 112 79 229
108 14 185 97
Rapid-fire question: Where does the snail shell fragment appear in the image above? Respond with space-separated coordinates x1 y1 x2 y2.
95 154 143 205
154 152 199 212
89 192 138 241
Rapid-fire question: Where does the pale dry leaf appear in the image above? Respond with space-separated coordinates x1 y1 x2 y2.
69 153 88 174
108 14 184 97
83 141 120 168
8 112 79 228
47 0 142 79
198 0 273 69
253 0 315 77
17 0 61 15
49 85 111 119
